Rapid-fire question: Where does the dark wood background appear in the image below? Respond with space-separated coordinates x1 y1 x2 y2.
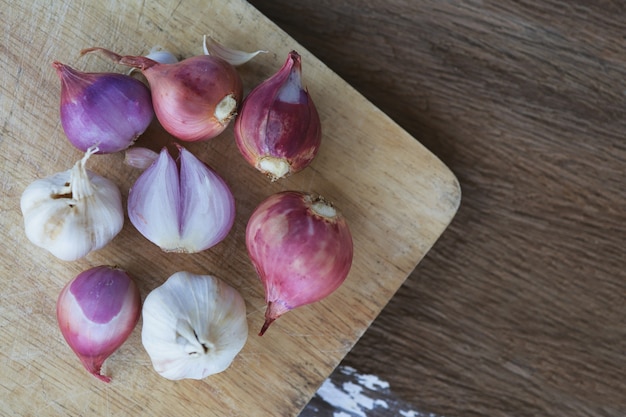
247 1 626 416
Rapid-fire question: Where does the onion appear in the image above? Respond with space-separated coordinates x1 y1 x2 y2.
52 61 154 154
127 145 235 253
81 47 243 142
246 191 353 335
234 51 321 181
56 266 141 382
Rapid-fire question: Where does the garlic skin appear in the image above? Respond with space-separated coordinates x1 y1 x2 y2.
141 271 248 380
20 147 123 261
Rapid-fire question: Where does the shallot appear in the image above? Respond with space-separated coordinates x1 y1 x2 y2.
127 145 235 253
234 51 321 181
53 61 154 154
81 47 243 142
57 266 141 382
246 191 353 335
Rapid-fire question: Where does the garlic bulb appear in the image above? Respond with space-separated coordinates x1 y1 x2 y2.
141 271 248 380
20 147 124 261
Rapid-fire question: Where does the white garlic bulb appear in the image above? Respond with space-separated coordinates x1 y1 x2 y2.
141 271 248 380
20 147 123 261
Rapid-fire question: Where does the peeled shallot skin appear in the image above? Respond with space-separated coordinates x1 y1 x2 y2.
53 61 154 154
234 51 321 181
81 48 243 142
246 191 353 335
56 266 141 383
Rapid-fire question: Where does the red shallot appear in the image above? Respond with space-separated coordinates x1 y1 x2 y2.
127 145 235 253
56 266 141 382
246 191 353 335
81 47 243 142
53 61 154 154
234 51 321 181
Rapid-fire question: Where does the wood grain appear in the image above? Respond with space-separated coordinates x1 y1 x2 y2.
244 1 626 416
0 1 459 416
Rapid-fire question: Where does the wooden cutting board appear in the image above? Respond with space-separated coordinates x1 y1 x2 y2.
0 1 460 415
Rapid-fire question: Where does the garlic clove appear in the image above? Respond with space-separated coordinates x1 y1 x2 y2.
20 147 124 261
128 46 179 76
202 35 267 66
124 146 159 170
144 45 179 65
141 271 248 380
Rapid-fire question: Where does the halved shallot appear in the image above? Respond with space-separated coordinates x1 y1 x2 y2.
127 145 235 253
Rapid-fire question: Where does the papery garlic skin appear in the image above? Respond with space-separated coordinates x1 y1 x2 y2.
20 148 123 261
141 271 248 380
144 46 179 65
127 146 235 253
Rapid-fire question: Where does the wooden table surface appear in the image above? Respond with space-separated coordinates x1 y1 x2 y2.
243 1 626 416
1 1 460 416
